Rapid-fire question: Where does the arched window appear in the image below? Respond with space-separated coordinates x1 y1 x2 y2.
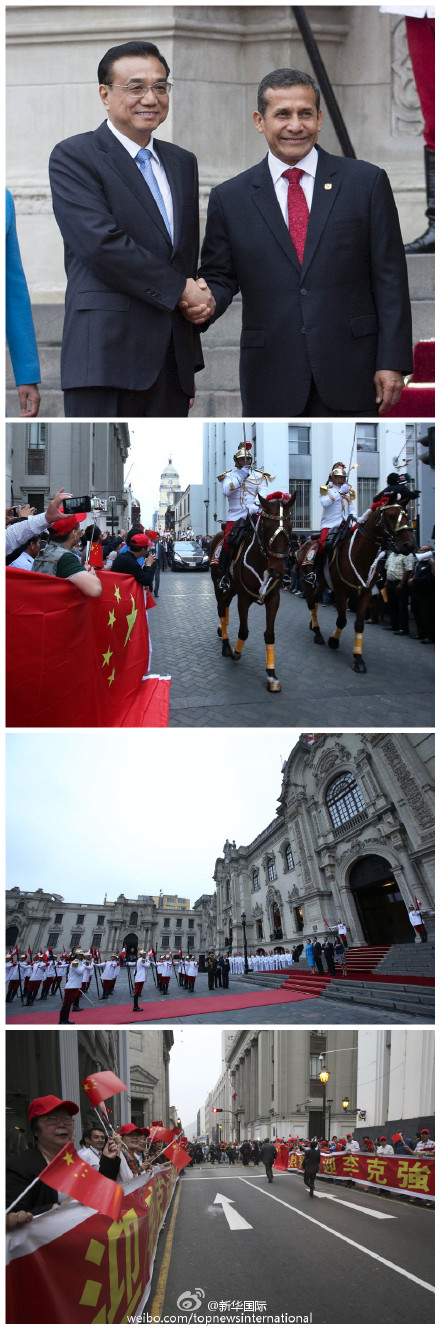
226 879 231 902
267 857 276 882
285 843 294 871
252 869 259 892
129 911 138 926
326 772 366 829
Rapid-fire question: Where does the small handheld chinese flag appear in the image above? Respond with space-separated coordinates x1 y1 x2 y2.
149 1126 175 1145
82 1070 128 1107
39 1145 123 1221
163 1140 192 1171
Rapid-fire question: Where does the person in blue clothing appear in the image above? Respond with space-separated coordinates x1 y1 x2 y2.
6 189 41 416
305 938 315 972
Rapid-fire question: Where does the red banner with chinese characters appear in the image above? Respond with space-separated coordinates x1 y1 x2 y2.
6 1165 177 1323
6 568 169 727
287 1150 435 1199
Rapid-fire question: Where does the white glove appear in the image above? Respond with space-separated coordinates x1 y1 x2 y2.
340 484 350 495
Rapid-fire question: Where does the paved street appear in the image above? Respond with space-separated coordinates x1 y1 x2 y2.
149 570 435 727
7 968 429 1027
148 1163 434 1323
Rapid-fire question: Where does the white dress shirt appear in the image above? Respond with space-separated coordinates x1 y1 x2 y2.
267 145 318 227
106 119 174 240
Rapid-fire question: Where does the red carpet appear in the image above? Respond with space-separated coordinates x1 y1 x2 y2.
382 338 434 415
6 988 314 1025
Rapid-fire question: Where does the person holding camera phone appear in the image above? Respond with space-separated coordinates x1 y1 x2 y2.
111 531 156 589
32 512 102 598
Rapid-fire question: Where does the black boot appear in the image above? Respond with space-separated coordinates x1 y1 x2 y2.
405 147 435 254
217 544 232 593
304 547 325 587
133 1000 143 1012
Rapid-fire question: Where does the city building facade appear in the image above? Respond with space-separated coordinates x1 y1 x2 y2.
6 889 209 961
173 484 205 536
157 458 182 531
6 421 131 533
355 1028 434 1141
203 421 434 544
6 1029 173 1143
213 733 434 952
205 1030 358 1144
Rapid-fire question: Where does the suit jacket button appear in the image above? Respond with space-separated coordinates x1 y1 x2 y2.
300 288 307 296
301 326 306 334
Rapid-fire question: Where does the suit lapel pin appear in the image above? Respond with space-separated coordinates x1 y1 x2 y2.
324 182 332 190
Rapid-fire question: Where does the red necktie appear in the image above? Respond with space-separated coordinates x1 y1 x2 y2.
282 167 309 264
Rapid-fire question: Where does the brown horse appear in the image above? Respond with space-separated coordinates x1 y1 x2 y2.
210 493 296 692
296 502 417 673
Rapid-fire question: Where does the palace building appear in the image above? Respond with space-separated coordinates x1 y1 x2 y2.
213 734 434 952
5 889 216 963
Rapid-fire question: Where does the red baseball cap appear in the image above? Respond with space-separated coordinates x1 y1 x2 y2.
51 514 87 536
118 1123 139 1135
28 1094 79 1122
421 1128 430 1135
130 533 153 549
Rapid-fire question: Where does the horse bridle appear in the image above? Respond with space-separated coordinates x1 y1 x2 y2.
356 503 414 553
256 502 292 560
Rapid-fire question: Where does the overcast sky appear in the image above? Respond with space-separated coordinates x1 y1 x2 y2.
7 730 300 905
169 1029 223 1131
126 422 203 526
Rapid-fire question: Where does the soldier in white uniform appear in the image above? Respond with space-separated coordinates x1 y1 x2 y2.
129 949 149 1012
97 955 120 999
304 462 357 587
217 441 271 593
26 954 48 1005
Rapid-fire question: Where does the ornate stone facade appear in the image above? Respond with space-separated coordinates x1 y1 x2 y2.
5 889 211 959
213 735 434 950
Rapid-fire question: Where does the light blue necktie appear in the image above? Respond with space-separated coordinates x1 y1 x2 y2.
135 148 172 237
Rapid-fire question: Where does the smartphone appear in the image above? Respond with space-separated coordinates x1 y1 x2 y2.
61 495 92 514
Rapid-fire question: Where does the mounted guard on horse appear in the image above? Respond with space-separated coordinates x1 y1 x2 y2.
297 462 417 673
210 440 295 692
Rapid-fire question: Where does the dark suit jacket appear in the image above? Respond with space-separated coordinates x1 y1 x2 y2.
199 145 413 414
6 1146 58 1213
49 122 203 393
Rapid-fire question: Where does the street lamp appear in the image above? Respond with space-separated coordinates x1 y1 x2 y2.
204 498 209 536
319 1066 330 1139
241 911 249 974
342 1097 350 1112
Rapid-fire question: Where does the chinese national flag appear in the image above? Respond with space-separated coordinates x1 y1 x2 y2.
163 1141 192 1171
148 1126 175 1145
82 1070 128 1107
39 1145 123 1221
6 569 169 727
273 1144 289 1171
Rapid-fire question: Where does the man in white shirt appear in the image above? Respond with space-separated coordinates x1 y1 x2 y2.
344 1134 360 1153
377 1136 394 1156
415 1128 435 1155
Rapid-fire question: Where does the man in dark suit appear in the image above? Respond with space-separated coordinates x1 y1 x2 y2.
49 40 215 417
193 68 412 416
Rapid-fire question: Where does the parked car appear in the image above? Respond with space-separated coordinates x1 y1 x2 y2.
171 540 209 571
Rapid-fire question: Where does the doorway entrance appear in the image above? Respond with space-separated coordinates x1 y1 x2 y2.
123 932 138 961
349 856 414 945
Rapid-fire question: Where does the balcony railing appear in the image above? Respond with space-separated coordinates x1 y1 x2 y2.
331 808 369 838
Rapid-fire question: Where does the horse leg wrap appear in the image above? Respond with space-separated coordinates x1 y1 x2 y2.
220 615 229 641
311 607 319 629
234 638 245 655
332 626 342 640
353 632 363 655
266 645 275 671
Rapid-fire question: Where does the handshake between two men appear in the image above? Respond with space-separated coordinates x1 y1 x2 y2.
48 38 413 420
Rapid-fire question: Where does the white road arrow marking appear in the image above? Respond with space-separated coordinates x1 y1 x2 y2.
213 1193 253 1230
314 1190 395 1219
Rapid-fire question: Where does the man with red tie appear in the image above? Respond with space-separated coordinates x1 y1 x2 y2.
196 69 412 417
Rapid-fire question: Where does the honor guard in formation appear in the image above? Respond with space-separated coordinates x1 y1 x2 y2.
217 440 274 594
304 462 357 587
129 949 150 1012
97 954 120 999
157 954 173 993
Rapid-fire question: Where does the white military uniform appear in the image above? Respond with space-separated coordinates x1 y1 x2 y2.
223 467 268 521
320 484 357 530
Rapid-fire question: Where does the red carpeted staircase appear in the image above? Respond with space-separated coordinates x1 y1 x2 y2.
382 338 434 416
279 943 434 995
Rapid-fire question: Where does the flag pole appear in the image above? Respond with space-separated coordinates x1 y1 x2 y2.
6 1175 40 1215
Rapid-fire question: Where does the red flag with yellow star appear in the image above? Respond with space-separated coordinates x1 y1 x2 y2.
163 1140 192 1171
6 569 169 726
39 1144 123 1220
82 1070 128 1107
